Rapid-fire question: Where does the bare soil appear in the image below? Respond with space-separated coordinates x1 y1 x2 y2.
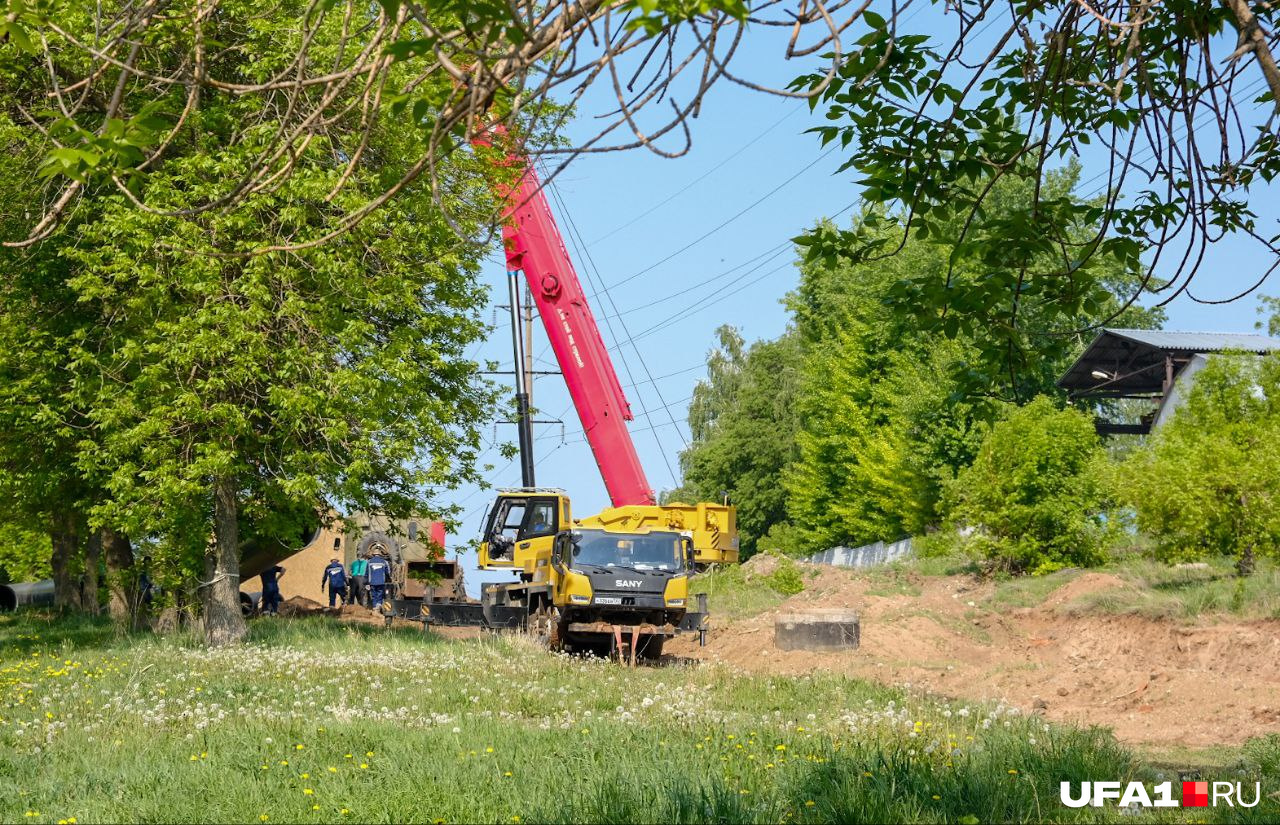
668 565 1280 749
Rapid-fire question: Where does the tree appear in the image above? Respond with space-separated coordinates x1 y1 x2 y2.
796 2 1280 381
1124 354 1280 577
779 167 1159 554
0 4 495 643
673 326 802 558
946 397 1113 575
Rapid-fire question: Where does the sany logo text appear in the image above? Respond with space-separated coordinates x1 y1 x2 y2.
1059 781 1260 808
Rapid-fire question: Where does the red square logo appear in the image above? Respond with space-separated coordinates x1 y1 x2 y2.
1182 781 1209 807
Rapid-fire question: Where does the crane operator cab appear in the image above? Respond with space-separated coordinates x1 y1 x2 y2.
479 489 571 579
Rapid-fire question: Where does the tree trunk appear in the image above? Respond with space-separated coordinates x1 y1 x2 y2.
102 527 135 625
1238 543 1256 578
82 529 101 615
49 513 81 610
204 476 247 646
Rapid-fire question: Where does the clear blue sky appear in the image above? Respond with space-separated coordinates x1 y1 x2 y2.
438 21 1278 596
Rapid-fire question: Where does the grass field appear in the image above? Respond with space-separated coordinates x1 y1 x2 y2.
2 610 1278 824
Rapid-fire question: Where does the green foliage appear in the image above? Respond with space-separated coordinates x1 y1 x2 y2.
947 397 1113 575
764 555 805 596
0 3 497 601
791 2 1250 385
0 525 51 583
1123 354 1280 574
673 327 802 558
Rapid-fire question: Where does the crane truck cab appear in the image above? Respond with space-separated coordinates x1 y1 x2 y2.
470 518 707 659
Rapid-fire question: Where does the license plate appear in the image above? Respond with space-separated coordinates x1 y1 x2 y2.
593 596 622 605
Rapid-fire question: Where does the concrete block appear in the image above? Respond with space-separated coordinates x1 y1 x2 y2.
774 609 860 651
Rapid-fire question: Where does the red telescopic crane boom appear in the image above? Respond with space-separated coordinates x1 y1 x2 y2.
479 132 656 507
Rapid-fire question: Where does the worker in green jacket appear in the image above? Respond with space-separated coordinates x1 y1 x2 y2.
349 551 369 608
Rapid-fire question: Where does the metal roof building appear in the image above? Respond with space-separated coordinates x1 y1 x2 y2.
1057 328 1280 434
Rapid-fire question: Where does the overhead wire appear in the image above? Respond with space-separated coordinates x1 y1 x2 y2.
542 167 687 487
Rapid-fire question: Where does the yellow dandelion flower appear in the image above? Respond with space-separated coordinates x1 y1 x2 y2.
504 771 513 778
775 745 786 751
365 751 374 757
200 752 207 759
360 763 368 770
260 816 269 822
296 744 305 751
280 760 289 766
1008 769 1018 775
328 767 337 773
340 810 350 816
511 817 522 823
485 747 494 753
312 805 320 811
804 801 815 808
303 789 314 796
345 753 353 759
261 765 269 771
301 773 310 780
189 755 199 762
580 728 590 734
932 795 941 800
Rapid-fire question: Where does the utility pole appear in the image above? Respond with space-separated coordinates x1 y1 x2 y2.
507 271 537 487
523 282 535 412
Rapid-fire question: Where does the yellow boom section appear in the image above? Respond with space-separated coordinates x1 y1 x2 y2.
578 502 738 565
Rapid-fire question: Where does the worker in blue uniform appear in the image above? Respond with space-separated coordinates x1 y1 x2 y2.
260 564 286 615
321 558 348 608
366 549 391 610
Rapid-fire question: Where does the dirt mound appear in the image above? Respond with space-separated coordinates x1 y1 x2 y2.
741 553 781 579
278 596 325 617
1042 572 1129 609
671 567 1280 749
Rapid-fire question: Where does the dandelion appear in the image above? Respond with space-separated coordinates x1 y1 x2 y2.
1008 769 1018 775
340 810 350 816
328 767 337 773
804 801 815 808
296 744 305 751
312 805 320 811
280 760 289 766
360 763 369 770
303 789 314 796
345 753 353 759
511 817 522 823
504 771 513 778
301 773 310 779
485 747 494 753
775 744 786 752
260 816 269 822
366 751 374 757
189 755 199 762
932 795 941 800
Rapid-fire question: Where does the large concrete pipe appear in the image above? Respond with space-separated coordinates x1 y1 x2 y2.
0 579 56 612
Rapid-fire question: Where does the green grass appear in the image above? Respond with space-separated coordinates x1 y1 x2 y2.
2 611 1278 824
1062 556 1280 621
691 564 791 620
987 569 1086 610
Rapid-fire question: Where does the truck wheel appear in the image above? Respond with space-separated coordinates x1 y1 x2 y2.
636 635 665 661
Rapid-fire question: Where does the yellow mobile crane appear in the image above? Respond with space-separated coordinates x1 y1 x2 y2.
424 132 737 660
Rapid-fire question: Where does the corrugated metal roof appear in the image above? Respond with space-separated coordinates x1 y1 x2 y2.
1103 328 1280 353
1057 328 1280 395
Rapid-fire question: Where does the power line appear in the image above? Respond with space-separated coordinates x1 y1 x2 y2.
589 104 803 245
544 170 688 488
588 143 841 297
